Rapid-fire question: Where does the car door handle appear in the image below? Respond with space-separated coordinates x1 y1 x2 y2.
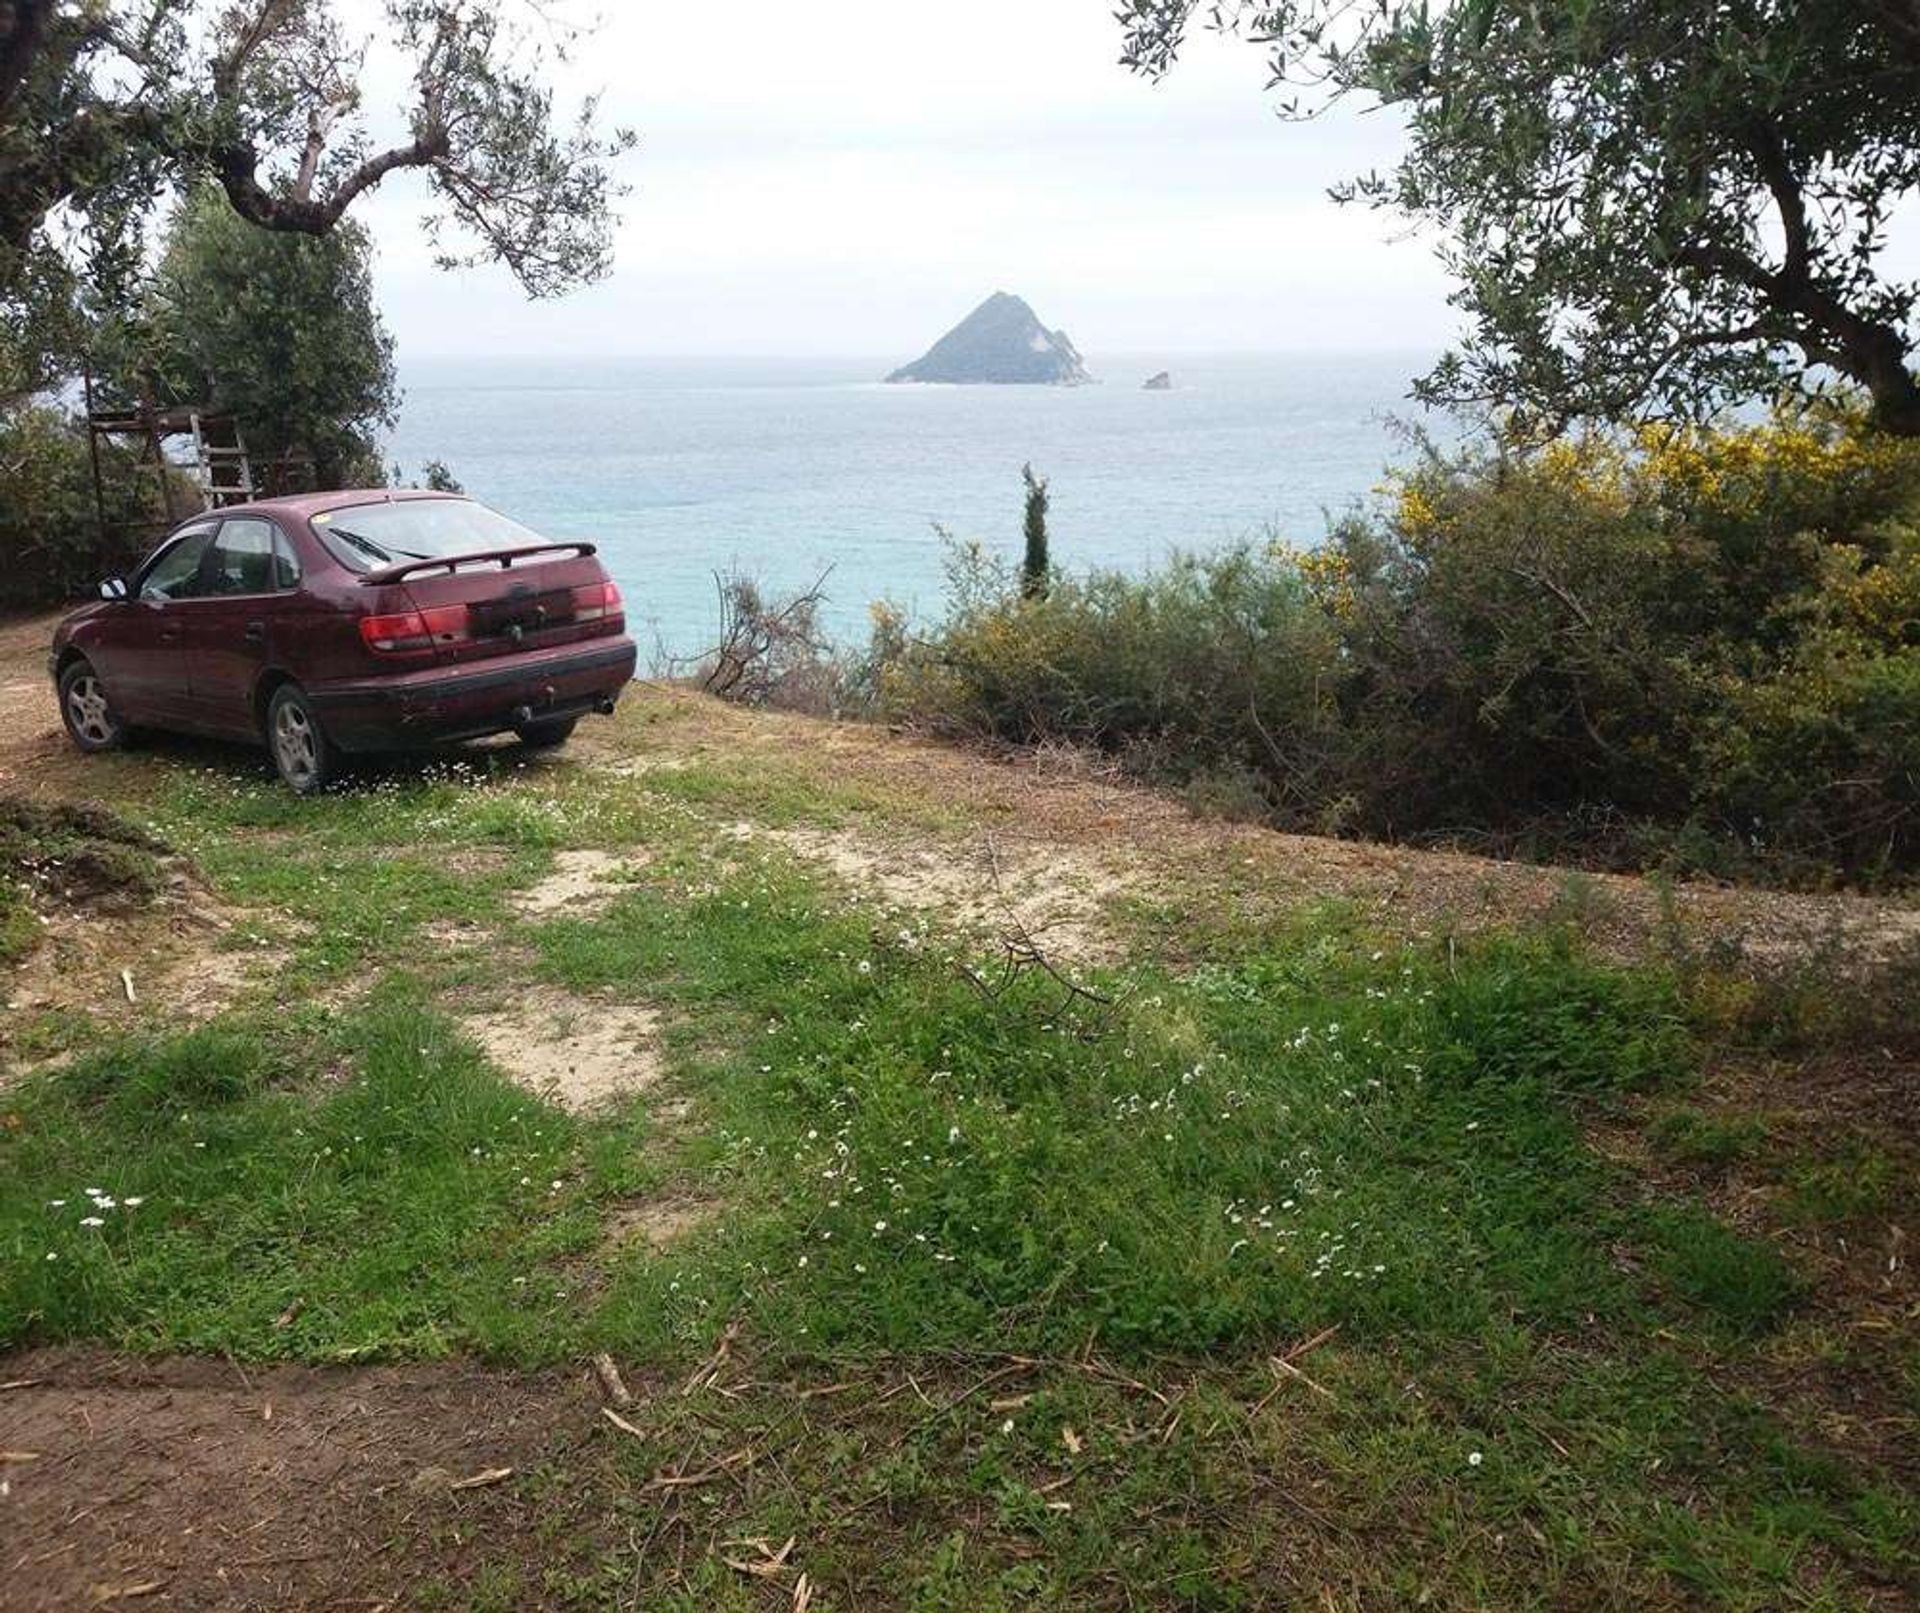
244 621 266 643
159 626 181 644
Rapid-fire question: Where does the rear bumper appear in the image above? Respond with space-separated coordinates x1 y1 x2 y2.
308 636 638 751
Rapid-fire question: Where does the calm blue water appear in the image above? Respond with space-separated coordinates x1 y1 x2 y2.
384 353 1441 656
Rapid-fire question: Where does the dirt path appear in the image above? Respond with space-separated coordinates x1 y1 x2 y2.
586 684 1920 973
6 605 1918 984
0 1348 599 1610
0 616 64 791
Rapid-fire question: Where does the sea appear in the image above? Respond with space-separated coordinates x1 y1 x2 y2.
383 351 1446 659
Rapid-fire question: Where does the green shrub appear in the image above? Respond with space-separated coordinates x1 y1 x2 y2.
0 404 161 608
1334 414 1920 875
881 411 1920 887
884 539 1344 800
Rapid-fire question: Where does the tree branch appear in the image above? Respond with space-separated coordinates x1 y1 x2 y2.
292 101 344 202
1747 122 1811 287
211 0 299 97
214 128 451 234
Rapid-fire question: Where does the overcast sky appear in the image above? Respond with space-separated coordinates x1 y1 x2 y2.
356 1 1456 359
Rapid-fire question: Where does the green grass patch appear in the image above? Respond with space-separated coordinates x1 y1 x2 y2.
531 854 1693 1360
1783 1145 1900 1224
0 877 35 966
1649 1107 1772 1168
4 746 1911 1607
1640 1206 1805 1333
0 997 631 1359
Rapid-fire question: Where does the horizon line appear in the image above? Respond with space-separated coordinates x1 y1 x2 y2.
394 346 1444 363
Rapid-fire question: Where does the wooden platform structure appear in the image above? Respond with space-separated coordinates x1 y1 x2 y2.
84 393 255 522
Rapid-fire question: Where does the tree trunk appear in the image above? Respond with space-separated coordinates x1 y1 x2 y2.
1858 341 1920 437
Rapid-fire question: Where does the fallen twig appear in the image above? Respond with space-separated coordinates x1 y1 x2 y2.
1276 1324 1339 1365
601 1406 645 1440
1267 1355 1335 1402
1005 1352 1171 1407
448 1466 513 1491
592 1351 634 1408
1249 1327 1341 1416
951 837 1124 1024
642 1445 754 1494
89 1580 165 1604
723 1534 796 1579
682 1318 742 1396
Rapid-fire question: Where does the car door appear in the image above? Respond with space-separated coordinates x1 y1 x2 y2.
104 524 218 724
184 515 305 739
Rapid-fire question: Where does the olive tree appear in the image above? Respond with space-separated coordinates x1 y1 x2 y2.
1119 1 1920 435
0 0 633 392
146 185 398 486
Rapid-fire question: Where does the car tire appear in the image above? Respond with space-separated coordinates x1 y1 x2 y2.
266 684 337 795
516 717 578 750
57 659 130 753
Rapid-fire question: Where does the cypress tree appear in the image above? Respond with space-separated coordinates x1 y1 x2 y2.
1021 463 1050 599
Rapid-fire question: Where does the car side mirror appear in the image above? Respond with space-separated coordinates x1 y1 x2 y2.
99 575 129 601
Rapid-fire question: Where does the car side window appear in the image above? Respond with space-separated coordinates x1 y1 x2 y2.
139 529 217 602
270 528 301 590
207 517 294 596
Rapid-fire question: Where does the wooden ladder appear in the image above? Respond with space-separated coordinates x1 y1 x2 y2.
189 412 256 507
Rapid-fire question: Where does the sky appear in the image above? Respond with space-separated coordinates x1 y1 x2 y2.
353 1 1456 359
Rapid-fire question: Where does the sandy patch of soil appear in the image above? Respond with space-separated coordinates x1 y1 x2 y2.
772 825 1134 964
421 915 493 948
0 1347 594 1612
604 1193 721 1250
0 616 104 800
458 993 662 1112
0 675 53 746
2 852 272 1083
3 913 267 1017
512 848 651 918
600 752 690 779
0 615 57 750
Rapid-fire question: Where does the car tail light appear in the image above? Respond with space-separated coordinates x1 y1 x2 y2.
572 580 623 622
359 605 469 653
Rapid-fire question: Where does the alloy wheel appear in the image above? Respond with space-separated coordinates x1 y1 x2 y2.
65 674 115 746
273 700 319 788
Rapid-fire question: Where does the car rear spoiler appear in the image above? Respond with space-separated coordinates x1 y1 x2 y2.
360 542 599 585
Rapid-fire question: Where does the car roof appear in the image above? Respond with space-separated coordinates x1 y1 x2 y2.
194 488 469 524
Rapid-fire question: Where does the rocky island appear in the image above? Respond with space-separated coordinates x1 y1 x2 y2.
1143 370 1172 390
886 291 1092 385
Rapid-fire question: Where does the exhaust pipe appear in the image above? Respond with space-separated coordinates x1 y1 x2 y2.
511 704 534 726
595 697 616 716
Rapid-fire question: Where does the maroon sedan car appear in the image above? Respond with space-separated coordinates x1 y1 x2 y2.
50 490 637 793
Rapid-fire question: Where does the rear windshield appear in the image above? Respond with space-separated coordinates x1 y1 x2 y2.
311 499 546 572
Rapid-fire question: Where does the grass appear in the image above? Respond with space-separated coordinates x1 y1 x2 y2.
1 710 1914 1607
1649 1106 1773 1167
1 1002 615 1358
